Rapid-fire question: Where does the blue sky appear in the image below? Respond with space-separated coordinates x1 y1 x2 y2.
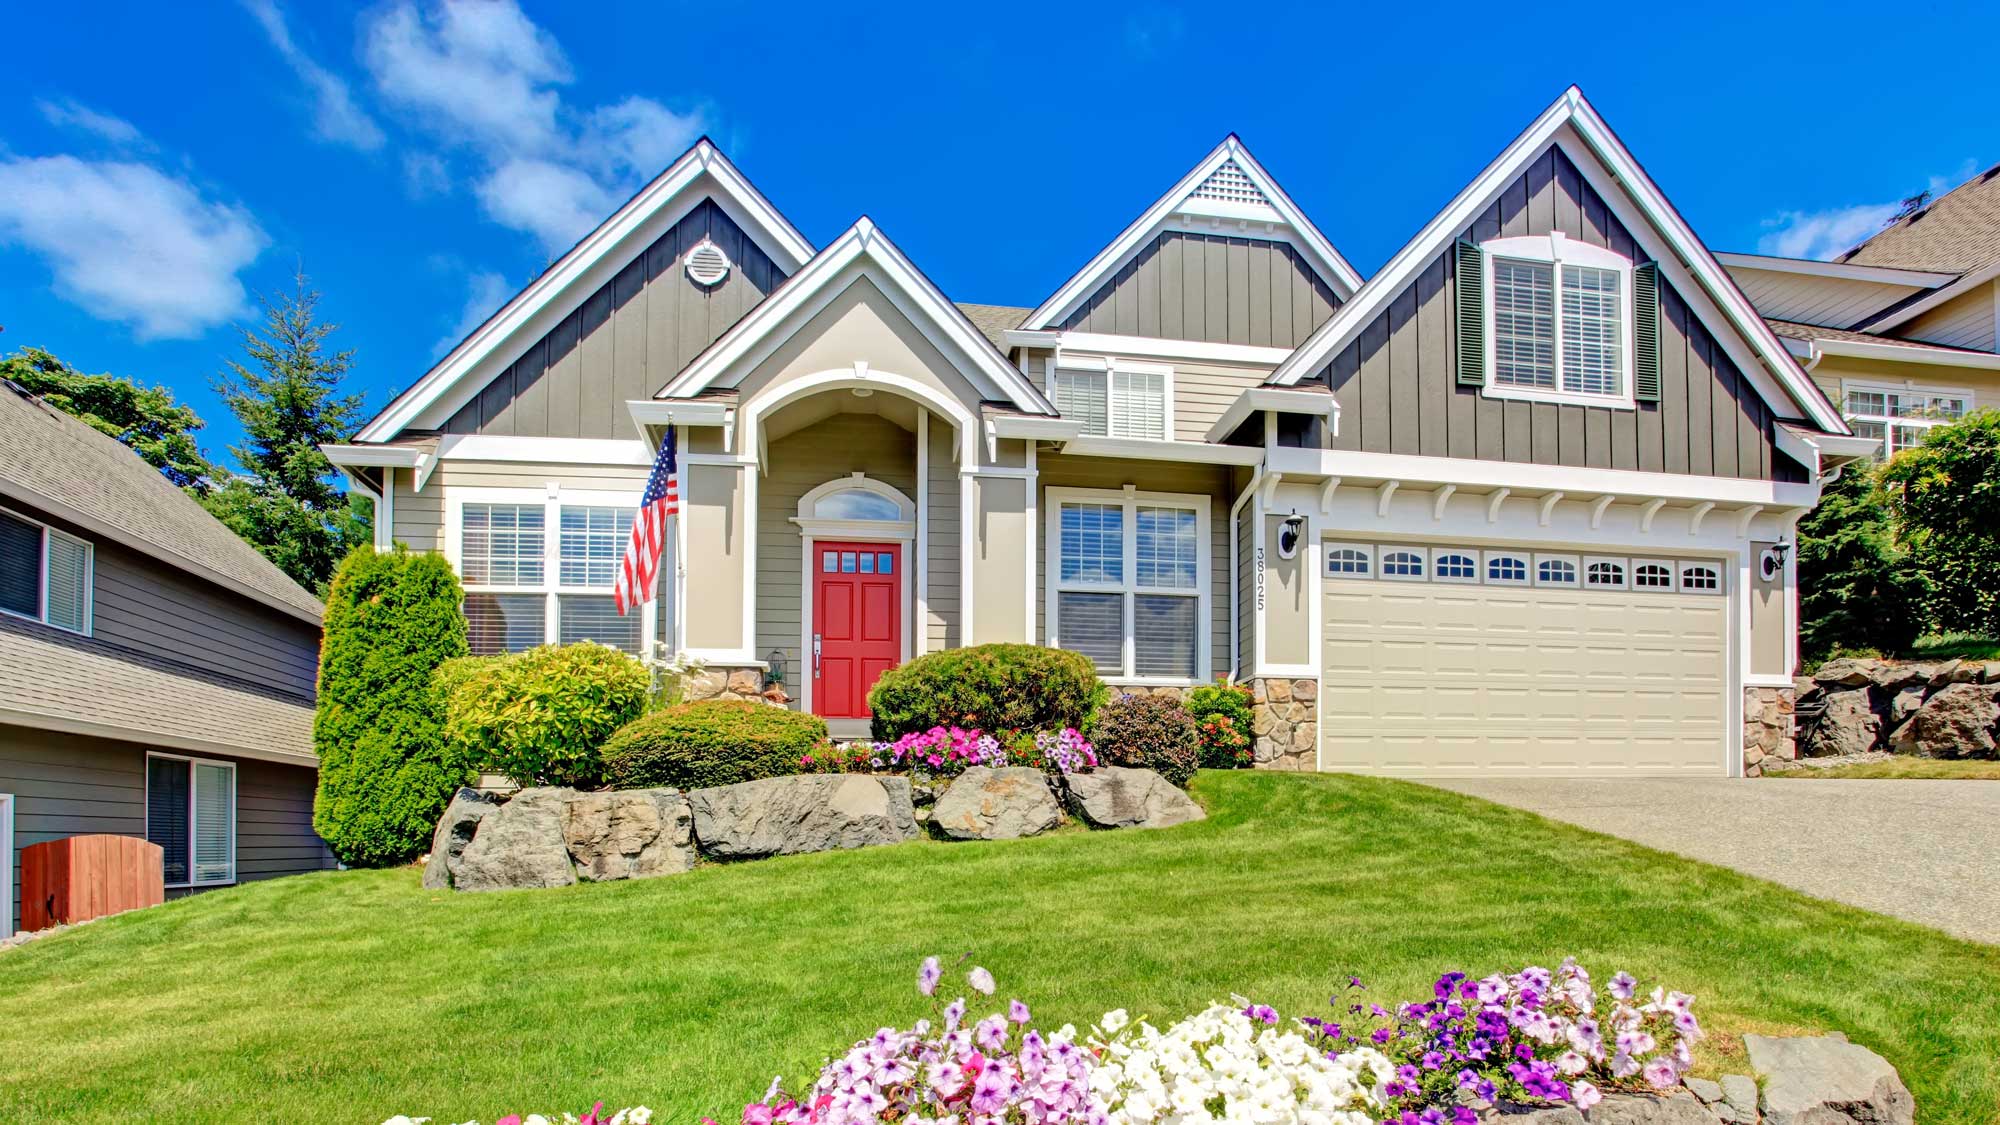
2 0 1993 458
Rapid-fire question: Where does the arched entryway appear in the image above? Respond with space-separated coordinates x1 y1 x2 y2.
794 475 915 719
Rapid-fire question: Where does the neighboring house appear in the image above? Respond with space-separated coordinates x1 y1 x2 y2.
0 381 333 935
1720 161 2000 456
328 87 1871 781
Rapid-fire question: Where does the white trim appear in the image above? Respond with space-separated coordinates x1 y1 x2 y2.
1266 88 1846 434
1862 260 2000 335
1431 484 1457 522
0 502 94 637
376 466 396 551
360 140 812 441
1794 335 2000 372
1024 440 1039 642
1378 545 1427 581
0 792 13 937
1204 387 1341 445
1713 252 1957 288
1582 555 1630 590
988 414 1084 442
960 473 976 644
1016 330 1296 368
1263 445 1825 509
740 367 980 475
321 443 426 469
795 474 916 525
915 410 929 656
661 218 1055 415
1430 545 1480 584
1044 486 1212 683
145 751 237 890
1480 233 1637 410
1023 137 1361 331
1485 488 1510 523
1057 436 1266 466
625 399 736 435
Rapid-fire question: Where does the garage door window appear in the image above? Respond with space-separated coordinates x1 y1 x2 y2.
1381 549 1426 580
1485 553 1529 584
1634 561 1674 589
1050 490 1208 682
1433 551 1479 582
1584 558 1628 589
1535 556 1579 586
1327 546 1372 575
1327 543 1721 596
1679 564 1722 594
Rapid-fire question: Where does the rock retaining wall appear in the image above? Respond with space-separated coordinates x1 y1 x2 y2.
680 665 785 705
1797 657 2000 760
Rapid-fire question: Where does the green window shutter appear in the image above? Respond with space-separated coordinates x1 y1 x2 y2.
1454 239 1485 386
1633 261 1661 403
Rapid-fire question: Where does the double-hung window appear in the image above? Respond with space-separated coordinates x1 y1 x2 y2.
1482 233 1635 408
454 491 654 656
0 506 91 634
1048 489 1208 681
1051 359 1172 441
146 754 234 888
1842 383 1968 458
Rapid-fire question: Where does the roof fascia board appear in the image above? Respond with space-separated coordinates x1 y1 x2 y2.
0 706 317 767
1714 252 1957 288
358 142 813 442
1861 260 2000 333
1047 331 1295 367
1058 437 1267 466
322 444 427 468
1263 445 1824 508
661 221 1056 414
1204 387 1340 444
0 479 323 626
1022 137 1360 331
1815 337 2000 370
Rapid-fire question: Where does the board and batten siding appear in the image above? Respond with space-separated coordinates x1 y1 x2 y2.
1308 146 1801 482
444 199 787 440
1060 231 1340 348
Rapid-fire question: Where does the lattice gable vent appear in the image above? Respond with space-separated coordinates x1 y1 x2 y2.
1190 159 1270 207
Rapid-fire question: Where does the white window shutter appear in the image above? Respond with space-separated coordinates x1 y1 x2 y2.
43 531 90 633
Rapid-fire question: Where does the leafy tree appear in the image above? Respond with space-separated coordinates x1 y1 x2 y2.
0 346 219 492
1796 461 1928 660
313 545 470 867
205 271 370 593
1879 409 2000 634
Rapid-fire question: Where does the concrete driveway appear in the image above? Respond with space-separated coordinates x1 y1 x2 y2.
1423 777 2000 945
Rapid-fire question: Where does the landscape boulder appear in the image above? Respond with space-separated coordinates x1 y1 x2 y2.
452 787 578 893
688 774 918 859
422 786 503 890
1580 1092 1715 1125
931 766 1062 840
562 788 694 881
1802 689 1881 757
1905 682 1999 758
1746 1033 1914 1125
1066 767 1205 829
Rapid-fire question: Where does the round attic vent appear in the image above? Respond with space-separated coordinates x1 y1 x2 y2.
685 238 731 287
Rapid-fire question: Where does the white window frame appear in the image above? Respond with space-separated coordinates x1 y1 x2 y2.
444 486 660 656
1583 556 1630 590
1482 232 1637 410
1050 356 1176 442
0 792 13 936
1482 550 1531 585
1325 544 1374 576
1631 558 1677 590
1045 486 1210 685
0 503 92 636
1431 548 1481 584
1379 545 1428 582
1532 553 1582 587
145 752 235 889
1839 379 1972 458
1677 561 1724 595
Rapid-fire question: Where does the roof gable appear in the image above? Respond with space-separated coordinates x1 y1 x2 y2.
1021 136 1363 332
357 139 813 442
1266 88 1846 435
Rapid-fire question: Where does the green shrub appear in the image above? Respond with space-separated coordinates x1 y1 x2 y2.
438 643 652 788
866 644 1106 740
601 701 829 790
312 546 470 867
1796 462 1928 661
1092 693 1199 788
1880 410 2000 634
1186 680 1256 769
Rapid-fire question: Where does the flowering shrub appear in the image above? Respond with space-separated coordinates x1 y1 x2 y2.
1185 680 1256 769
1302 959 1703 1117
1092 694 1199 788
799 727 1099 779
1089 1003 1394 1124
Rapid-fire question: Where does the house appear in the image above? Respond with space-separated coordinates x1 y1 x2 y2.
1720 162 2000 456
0 380 334 935
327 87 1873 781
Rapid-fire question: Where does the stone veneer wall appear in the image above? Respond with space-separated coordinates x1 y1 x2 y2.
1742 686 1797 777
682 665 784 705
1249 678 1317 771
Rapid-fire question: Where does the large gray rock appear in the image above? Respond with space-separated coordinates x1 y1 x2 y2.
423 787 503 890
452 787 578 892
1719 1076 1759 1119
1486 1105 1584 1124
1803 688 1881 756
1066 767 1204 829
1747 1034 1914 1125
1886 685 1926 727
1584 1093 1716 1125
1906 682 1998 758
688 774 917 859
1813 658 1890 689
932 766 1062 840
1683 1078 1723 1105
562 788 694 881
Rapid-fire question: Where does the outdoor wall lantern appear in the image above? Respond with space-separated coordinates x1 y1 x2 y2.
1276 514 1306 560
765 648 787 690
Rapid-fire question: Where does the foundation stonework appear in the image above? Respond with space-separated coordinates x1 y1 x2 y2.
1743 685 1797 777
681 666 785 705
1249 678 1318 772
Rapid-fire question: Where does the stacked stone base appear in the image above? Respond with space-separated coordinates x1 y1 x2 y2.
1249 677 1317 771
680 664 784 705
1742 686 1797 777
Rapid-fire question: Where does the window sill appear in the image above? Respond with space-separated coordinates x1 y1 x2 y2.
166 880 237 891
1481 383 1636 411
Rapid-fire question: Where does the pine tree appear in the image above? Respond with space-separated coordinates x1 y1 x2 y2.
204 271 371 593
1 346 220 492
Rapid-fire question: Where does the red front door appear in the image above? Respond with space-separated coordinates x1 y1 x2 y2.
813 542 901 718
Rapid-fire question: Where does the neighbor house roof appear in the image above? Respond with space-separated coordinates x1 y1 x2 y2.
1765 318 1994 354
1767 318 2000 372
1839 163 2000 274
0 380 324 623
955 303 1031 351
0 612 316 765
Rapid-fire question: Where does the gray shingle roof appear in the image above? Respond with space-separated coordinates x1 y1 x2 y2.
0 381 323 622
1765 318 1993 354
1838 164 2000 274
0 613 316 762
955 303 1030 351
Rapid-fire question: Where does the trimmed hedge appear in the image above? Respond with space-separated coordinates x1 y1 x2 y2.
437 643 652 788
866 644 1105 741
1094 693 1199 788
312 546 470 867
602 701 829 790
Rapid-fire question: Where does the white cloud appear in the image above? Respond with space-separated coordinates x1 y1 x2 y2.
402 151 452 197
434 268 511 356
35 98 145 147
242 0 386 151
361 0 706 254
1757 164 1979 261
0 155 268 339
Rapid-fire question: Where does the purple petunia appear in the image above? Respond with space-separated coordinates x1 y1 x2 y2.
918 956 942 997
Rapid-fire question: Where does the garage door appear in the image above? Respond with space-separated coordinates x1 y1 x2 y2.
1319 542 1727 775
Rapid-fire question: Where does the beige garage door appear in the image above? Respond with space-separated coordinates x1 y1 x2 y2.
1319 543 1727 775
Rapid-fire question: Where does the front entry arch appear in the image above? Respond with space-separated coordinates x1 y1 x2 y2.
796 474 916 718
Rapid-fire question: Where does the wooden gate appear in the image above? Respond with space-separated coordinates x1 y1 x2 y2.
20 835 165 932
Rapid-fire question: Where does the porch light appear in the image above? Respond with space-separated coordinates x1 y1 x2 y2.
765 649 787 690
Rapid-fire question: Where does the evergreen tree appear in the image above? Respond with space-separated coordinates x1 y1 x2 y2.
1879 409 2000 633
1796 462 1927 660
205 271 371 593
1 346 219 492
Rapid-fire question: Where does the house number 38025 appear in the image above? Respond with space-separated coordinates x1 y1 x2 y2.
1255 547 1266 611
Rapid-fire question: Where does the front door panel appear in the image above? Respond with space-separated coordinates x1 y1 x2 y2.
813 542 901 718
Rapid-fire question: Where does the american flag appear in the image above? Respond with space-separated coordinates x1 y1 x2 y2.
615 428 679 615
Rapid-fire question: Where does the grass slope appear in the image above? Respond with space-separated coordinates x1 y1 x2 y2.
2 773 1996 1124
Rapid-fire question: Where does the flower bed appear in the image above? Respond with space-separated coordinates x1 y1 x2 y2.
800 727 1100 780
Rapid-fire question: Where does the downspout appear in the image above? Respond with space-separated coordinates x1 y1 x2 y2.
1226 464 1268 682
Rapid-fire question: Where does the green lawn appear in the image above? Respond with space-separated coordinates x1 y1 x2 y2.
1907 634 2000 662
1766 757 2000 780
3 773 1997 1124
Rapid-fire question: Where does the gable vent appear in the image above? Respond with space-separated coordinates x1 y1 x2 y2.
685 238 731 287
1190 159 1270 208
